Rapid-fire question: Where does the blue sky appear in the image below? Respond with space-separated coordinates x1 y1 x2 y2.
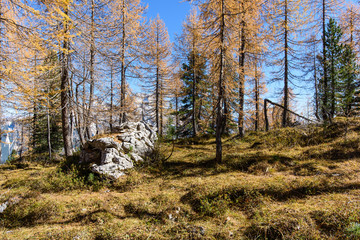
143 0 191 42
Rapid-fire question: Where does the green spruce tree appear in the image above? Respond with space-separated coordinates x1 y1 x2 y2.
179 51 208 137
338 44 359 116
320 18 343 121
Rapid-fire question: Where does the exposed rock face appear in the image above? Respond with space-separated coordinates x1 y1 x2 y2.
80 122 157 179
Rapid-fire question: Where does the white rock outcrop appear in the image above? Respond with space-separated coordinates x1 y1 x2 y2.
80 122 157 179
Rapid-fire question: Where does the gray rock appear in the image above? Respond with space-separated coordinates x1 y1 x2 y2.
0 202 8 213
80 121 156 179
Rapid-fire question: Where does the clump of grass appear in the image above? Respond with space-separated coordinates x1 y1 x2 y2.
31 167 86 193
346 223 360 239
30 153 111 193
166 223 208 240
245 208 320 239
93 225 119 240
0 197 61 228
183 184 264 218
124 193 181 224
311 203 360 238
111 169 146 192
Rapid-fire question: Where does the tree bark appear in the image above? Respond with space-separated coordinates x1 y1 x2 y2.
192 49 197 137
321 0 328 121
216 0 225 164
254 63 259 131
282 0 289 128
110 63 114 132
120 0 127 124
87 0 95 137
61 6 72 158
47 85 52 160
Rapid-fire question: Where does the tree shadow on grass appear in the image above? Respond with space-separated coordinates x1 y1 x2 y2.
181 182 360 218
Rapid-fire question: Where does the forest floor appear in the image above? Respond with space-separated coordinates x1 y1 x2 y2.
1 118 360 239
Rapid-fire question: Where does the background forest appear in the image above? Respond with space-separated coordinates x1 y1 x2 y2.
0 0 360 162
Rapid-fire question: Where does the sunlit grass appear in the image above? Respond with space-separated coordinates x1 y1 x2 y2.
1 119 360 239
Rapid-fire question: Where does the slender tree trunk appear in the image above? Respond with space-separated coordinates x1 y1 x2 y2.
282 0 289 128
156 65 160 135
75 83 85 146
33 54 38 150
216 0 225 164
120 0 127 124
69 73 74 150
175 94 179 135
110 63 114 132
155 24 161 136
238 18 246 137
87 0 95 137
192 49 197 137
322 0 328 121
19 119 24 161
254 63 259 131
61 6 72 158
47 85 52 160
330 58 335 118
264 99 269 131
314 43 320 120
160 84 163 136
238 1 246 137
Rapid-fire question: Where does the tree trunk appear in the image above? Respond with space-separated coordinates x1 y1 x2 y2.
238 2 246 137
175 94 179 136
156 65 160 135
216 0 225 164
47 85 52 160
110 63 114 132
61 6 72 158
282 0 289 128
264 99 269 131
321 0 328 121
314 41 320 120
87 0 95 138
120 0 127 124
254 63 259 131
192 50 197 137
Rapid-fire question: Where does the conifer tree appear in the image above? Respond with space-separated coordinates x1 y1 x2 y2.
175 9 208 137
179 51 208 137
266 0 310 127
320 18 343 120
338 44 358 116
190 0 239 163
142 15 172 136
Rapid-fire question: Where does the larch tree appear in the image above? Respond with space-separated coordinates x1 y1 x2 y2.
106 0 146 124
265 0 310 127
190 0 239 163
234 0 263 137
142 15 172 136
35 0 76 157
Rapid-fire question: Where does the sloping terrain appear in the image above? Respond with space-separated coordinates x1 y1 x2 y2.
1 119 360 239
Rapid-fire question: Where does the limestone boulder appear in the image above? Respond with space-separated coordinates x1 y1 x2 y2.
80 121 157 179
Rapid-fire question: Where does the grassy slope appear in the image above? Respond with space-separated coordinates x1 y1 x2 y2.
1 119 360 239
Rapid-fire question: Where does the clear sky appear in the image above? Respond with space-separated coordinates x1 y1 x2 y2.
142 0 192 42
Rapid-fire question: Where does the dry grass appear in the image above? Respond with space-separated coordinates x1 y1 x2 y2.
1 119 360 239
